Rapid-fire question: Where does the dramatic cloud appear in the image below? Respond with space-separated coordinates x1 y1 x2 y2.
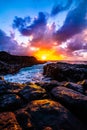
55 0 87 42
68 39 84 51
13 16 31 34
51 0 73 16
58 29 87 60
13 12 48 36
0 29 30 55
67 30 87 52
12 12 57 59
1 0 86 60
0 29 17 52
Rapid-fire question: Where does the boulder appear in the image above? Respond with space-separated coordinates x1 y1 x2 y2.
16 99 86 130
51 86 87 122
43 62 87 82
19 84 47 101
0 94 24 111
16 110 34 129
64 82 83 93
0 81 24 94
0 112 21 130
36 80 60 91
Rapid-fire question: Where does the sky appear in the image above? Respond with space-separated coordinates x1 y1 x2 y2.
0 0 87 60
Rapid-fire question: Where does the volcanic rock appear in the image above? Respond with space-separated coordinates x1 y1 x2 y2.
64 82 83 93
0 112 21 130
19 84 47 101
0 94 24 111
36 80 60 91
16 99 85 130
51 86 87 122
43 62 87 82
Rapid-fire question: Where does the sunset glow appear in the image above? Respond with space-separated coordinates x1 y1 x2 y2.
0 0 87 61
33 49 64 61
41 55 47 60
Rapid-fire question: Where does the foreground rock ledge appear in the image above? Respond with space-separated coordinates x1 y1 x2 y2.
1 75 87 129
0 112 21 130
43 62 87 82
16 99 85 130
51 86 87 122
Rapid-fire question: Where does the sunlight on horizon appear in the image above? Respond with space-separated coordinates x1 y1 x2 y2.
33 49 65 61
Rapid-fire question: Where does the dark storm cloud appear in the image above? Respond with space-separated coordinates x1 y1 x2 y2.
51 0 73 16
10 0 87 60
13 12 48 36
55 0 87 43
13 16 31 29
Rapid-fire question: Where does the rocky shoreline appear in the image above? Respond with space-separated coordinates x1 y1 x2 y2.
0 51 45 75
0 78 87 130
43 62 87 82
0 55 87 129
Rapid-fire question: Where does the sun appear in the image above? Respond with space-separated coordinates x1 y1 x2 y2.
33 48 64 61
41 55 47 60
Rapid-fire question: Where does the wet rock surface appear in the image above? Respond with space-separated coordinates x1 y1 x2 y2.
64 82 83 93
19 84 47 101
43 62 87 82
0 112 22 130
0 78 87 129
16 99 86 130
51 86 87 122
0 61 87 129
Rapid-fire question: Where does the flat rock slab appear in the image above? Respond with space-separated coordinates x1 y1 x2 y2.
16 99 86 130
51 86 87 122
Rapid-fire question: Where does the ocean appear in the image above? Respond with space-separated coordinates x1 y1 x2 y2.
4 61 87 83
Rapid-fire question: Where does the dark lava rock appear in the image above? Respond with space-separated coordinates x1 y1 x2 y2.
16 99 86 130
0 112 21 130
43 62 87 82
0 81 28 111
16 110 34 129
36 80 60 91
19 84 47 101
0 81 24 94
64 82 83 93
0 94 24 111
51 86 87 122
0 51 45 74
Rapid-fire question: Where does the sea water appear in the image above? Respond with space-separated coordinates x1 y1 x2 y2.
4 61 87 83
4 63 51 83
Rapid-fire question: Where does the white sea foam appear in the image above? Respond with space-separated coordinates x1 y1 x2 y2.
4 63 51 83
4 61 87 83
